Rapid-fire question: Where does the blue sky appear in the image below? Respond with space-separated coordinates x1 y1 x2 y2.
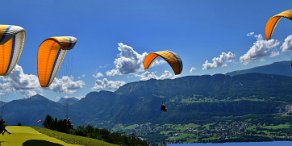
0 0 291 101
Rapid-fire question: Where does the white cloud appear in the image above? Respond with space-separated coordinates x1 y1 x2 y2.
137 70 177 81
137 71 157 81
240 34 280 64
202 51 235 70
281 35 292 52
106 43 147 76
189 67 196 73
93 72 103 78
106 43 164 76
0 65 85 97
92 78 126 91
106 69 120 76
159 70 175 80
247 32 255 37
270 51 280 57
0 65 40 97
49 76 85 94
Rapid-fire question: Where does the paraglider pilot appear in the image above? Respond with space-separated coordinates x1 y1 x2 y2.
161 104 167 112
0 119 11 135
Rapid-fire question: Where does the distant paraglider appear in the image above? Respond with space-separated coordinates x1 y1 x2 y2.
265 10 292 40
0 25 25 76
143 50 183 75
144 50 182 112
37 36 77 87
160 104 167 112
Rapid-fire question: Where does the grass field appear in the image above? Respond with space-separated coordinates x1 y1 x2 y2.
33 127 117 146
0 126 117 146
1 126 79 146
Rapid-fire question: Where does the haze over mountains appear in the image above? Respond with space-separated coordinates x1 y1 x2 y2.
227 61 292 76
58 97 79 105
1 61 292 127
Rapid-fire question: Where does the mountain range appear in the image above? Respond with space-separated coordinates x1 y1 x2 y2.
58 97 79 105
1 61 292 128
227 61 292 76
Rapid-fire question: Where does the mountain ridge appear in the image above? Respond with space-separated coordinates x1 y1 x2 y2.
227 61 292 76
58 97 79 105
1 61 292 127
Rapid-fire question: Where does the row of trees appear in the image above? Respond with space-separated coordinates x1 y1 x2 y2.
74 125 147 146
43 115 72 133
43 115 148 146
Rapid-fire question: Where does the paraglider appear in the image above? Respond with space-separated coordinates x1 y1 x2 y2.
144 50 182 112
0 25 25 76
160 104 167 112
265 10 292 40
37 36 77 87
143 50 183 75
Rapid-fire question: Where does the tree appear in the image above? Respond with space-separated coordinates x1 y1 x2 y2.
43 115 54 129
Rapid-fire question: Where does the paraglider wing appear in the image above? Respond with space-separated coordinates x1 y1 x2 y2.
265 10 292 40
37 36 77 87
0 25 25 75
143 50 183 75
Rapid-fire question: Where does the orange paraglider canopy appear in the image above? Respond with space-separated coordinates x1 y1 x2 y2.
0 25 25 76
37 36 77 87
265 10 292 40
144 50 183 75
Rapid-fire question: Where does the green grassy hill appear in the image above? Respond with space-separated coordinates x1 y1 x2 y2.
33 127 117 146
0 126 117 146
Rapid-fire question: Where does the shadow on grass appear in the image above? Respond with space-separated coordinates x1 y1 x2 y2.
23 140 63 146
0 140 6 145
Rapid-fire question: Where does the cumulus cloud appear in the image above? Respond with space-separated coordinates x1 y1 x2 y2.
138 71 157 81
106 43 147 76
106 69 120 76
240 34 280 64
0 65 39 97
106 43 164 76
49 76 85 94
202 51 235 70
93 72 103 78
281 35 292 52
159 70 175 80
247 32 255 37
189 67 196 73
137 70 177 81
92 78 126 91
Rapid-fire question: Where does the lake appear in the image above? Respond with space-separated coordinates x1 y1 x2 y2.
167 141 292 146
